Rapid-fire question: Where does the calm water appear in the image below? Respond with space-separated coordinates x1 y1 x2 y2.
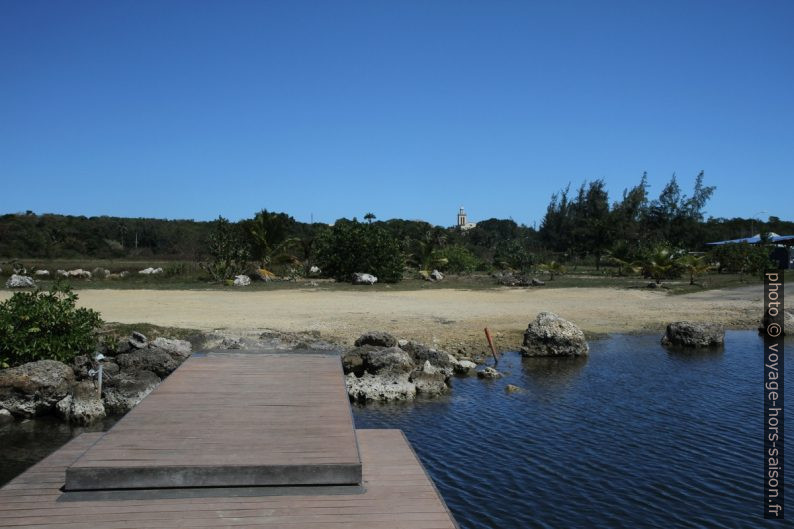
354 331 792 529
1 331 790 528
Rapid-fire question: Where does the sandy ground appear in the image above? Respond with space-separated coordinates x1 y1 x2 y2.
1 284 777 353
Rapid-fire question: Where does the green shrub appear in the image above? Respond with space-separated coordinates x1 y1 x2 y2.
0 283 103 368
493 239 537 272
315 220 405 283
709 243 774 277
436 245 480 274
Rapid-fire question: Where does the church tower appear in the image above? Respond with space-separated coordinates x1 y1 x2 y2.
457 207 467 228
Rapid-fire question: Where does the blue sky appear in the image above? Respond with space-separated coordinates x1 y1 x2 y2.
1 0 792 227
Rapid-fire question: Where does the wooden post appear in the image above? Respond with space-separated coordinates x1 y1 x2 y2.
484 327 498 365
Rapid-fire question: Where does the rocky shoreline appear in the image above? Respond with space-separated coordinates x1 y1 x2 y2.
1 309 785 423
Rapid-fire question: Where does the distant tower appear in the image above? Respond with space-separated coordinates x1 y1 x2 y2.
457 207 467 228
457 207 476 231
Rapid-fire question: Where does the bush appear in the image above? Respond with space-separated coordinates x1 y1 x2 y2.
709 243 774 277
0 284 103 368
493 239 537 272
315 221 405 283
436 245 480 274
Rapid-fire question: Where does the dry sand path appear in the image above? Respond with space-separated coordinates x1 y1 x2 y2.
2 284 772 352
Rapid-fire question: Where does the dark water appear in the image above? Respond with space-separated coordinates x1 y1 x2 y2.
0 415 117 486
354 331 792 529
1 331 790 528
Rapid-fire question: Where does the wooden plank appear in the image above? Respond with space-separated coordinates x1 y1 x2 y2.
65 353 361 490
0 430 458 529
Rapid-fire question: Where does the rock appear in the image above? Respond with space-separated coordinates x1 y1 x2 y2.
410 361 449 397
759 310 793 336
115 349 181 378
55 395 72 420
102 370 160 414
129 331 148 349
5 274 35 288
0 408 13 424
531 278 545 286
72 355 93 380
56 381 105 425
151 337 192 357
33 270 50 277
233 275 251 286
505 384 524 393
345 372 416 402
309 266 321 276
138 267 163 275
69 380 105 424
67 269 92 279
91 268 110 279
477 367 503 379
495 272 533 287
352 272 378 285
661 321 725 348
0 360 75 417
521 312 589 357
398 341 456 369
418 270 431 281
454 359 477 376
119 271 130 278
56 270 69 278
220 337 244 349
341 348 367 376
355 331 397 348
362 346 415 375
430 269 444 281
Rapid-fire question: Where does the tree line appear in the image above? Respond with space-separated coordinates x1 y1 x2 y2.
1 172 791 282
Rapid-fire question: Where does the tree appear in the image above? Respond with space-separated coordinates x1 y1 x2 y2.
315 220 405 282
676 254 710 285
243 210 298 269
201 217 250 281
364 212 376 224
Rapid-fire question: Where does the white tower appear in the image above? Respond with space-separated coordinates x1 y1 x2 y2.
457 207 467 228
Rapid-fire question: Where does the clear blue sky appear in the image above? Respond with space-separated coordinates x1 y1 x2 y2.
1 0 792 227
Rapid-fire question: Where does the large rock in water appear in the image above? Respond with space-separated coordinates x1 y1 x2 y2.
56 381 106 425
661 321 725 348
5 274 35 288
0 360 75 417
410 361 449 397
102 370 160 414
398 340 456 369
345 372 416 402
355 331 397 348
521 312 589 357
361 346 415 375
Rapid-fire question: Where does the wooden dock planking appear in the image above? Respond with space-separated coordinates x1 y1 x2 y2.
65 353 362 490
0 430 459 529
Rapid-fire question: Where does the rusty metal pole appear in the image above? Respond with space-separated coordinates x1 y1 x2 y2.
484 327 498 365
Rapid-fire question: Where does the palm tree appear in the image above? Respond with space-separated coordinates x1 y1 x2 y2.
638 246 675 284
248 211 299 272
364 212 376 224
676 254 710 285
411 230 448 272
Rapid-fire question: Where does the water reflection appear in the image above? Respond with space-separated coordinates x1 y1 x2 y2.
520 355 588 388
